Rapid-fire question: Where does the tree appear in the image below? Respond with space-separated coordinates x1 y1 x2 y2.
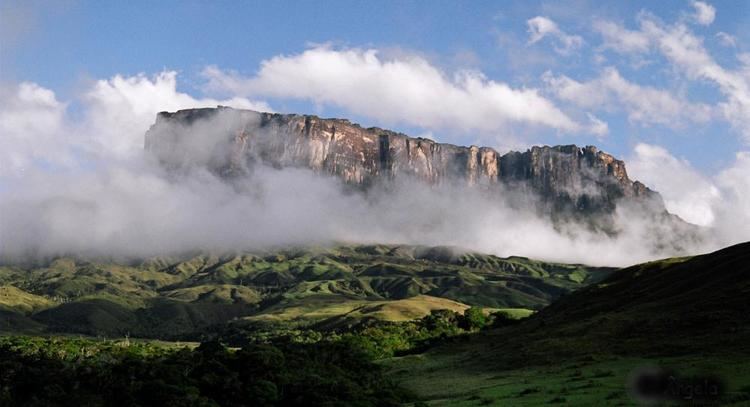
460 307 486 330
489 311 519 328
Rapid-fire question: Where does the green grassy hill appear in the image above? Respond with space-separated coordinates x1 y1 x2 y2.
388 241 750 405
0 285 54 314
483 241 750 363
0 245 612 338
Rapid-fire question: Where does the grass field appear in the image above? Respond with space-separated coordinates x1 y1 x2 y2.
386 350 750 406
382 346 750 407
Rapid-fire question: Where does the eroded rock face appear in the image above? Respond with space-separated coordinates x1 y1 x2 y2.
499 145 660 215
145 107 665 218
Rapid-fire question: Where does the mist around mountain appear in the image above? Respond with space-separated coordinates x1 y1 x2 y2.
3 107 727 269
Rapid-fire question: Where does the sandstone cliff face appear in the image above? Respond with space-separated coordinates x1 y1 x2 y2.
145 107 664 217
499 145 658 214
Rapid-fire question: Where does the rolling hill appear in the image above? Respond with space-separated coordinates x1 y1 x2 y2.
0 244 612 338
484 240 750 362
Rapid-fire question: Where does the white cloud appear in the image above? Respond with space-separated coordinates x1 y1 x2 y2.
628 143 720 226
544 67 714 128
0 72 269 179
0 79 691 266
586 113 609 137
593 20 650 54
713 152 750 242
0 82 68 176
690 1 716 26
83 71 270 158
0 75 747 266
628 143 750 246
202 46 602 136
543 71 610 107
716 32 737 47
527 16 558 43
526 16 583 55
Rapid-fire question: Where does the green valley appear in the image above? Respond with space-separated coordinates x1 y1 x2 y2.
0 244 612 338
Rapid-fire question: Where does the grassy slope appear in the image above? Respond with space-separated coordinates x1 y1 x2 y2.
248 294 471 323
386 242 750 405
389 352 750 406
0 285 54 314
0 245 612 337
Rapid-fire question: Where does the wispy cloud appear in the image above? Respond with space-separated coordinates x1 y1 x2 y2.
593 20 650 54
638 12 750 142
587 6 750 143
716 32 737 47
526 16 584 55
544 67 714 128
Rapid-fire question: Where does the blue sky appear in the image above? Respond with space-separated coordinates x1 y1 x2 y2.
2 0 750 228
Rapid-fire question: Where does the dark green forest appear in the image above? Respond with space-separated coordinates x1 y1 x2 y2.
0 307 511 406
0 336 407 406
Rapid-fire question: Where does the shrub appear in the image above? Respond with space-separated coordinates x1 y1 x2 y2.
460 307 487 330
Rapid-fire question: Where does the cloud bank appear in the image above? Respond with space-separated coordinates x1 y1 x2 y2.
2 1 749 267
627 144 720 226
1 73 732 267
628 143 750 238
201 46 605 137
0 72 269 177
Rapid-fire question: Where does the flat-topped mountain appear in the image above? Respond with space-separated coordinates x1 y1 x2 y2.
145 107 668 220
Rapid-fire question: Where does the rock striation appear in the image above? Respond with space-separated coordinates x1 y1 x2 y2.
145 107 665 218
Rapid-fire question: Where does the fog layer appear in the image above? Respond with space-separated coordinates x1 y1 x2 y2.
0 75 746 266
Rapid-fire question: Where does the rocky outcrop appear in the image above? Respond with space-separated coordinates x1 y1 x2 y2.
145 107 666 218
499 145 659 215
